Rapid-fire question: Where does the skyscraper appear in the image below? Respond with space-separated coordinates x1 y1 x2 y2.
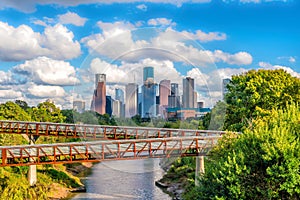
73 100 85 113
91 74 106 114
141 67 156 118
142 83 157 118
170 83 179 96
194 91 198 108
143 67 154 84
159 80 171 107
125 83 138 118
112 100 121 117
182 77 194 108
106 96 113 116
115 88 124 103
168 83 180 108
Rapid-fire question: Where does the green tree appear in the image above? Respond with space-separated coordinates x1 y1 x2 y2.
0 101 31 145
0 101 31 121
30 101 65 123
74 111 98 125
225 69 300 131
61 109 78 123
185 104 300 200
203 101 226 130
15 100 29 111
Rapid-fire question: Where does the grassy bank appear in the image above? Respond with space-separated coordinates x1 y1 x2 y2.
156 157 196 200
0 163 93 200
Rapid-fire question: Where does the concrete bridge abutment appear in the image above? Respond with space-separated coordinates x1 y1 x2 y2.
22 134 39 186
195 155 205 186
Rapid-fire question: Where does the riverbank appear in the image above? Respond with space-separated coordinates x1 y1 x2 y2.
48 162 93 199
155 157 196 200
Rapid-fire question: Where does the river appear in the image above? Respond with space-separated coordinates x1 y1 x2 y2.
71 159 172 200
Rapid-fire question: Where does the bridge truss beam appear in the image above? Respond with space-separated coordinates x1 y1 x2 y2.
0 136 220 167
0 120 226 140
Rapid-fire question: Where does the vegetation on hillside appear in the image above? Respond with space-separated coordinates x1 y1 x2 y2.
184 104 300 199
0 101 81 199
162 69 300 199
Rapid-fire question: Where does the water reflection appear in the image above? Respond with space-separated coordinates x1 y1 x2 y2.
72 159 171 200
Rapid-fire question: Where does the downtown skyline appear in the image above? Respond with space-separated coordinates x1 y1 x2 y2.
0 0 299 109
91 66 203 119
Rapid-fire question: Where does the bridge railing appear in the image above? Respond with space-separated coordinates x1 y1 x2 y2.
0 120 226 140
0 136 221 167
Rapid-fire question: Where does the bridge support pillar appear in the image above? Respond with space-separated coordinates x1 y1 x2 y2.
195 155 205 186
28 165 37 186
25 135 39 186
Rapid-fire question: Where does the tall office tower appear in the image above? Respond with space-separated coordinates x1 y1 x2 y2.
168 83 180 108
141 67 157 118
73 100 85 113
197 101 204 108
170 83 179 96
194 91 198 108
159 80 171 107
182 77 195 108
143 67 154 84
125 83 138 118
222 78 231 99
91 74 106 114
106 96 113 116
115 88 124 103
142 83 157 118
112 100 121 117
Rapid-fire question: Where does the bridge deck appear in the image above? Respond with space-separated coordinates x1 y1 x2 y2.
0 120 226 140
0 136 220 167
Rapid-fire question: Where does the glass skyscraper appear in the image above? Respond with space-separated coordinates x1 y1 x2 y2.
142 83 157 118
141 66 156 118
115 88 124 103
91 74 106 114
143 67 154 83
183 77 195 108
125 83 138 117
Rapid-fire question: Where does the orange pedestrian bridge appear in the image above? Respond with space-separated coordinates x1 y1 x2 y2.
0 120 227 185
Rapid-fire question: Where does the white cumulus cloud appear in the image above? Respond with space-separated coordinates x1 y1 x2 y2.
82 23 251 66
136 4 147 11
13 56 80 86
147 18 175 26
58 12 88 26
27 84 66 98
0 90 22 99
0 21 81 61
259 61 300 78
0 71 14 85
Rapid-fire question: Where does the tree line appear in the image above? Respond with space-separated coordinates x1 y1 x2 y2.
178 69 300 199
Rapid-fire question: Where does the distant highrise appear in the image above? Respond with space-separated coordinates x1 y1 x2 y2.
168 83 180 108
197 101 204 108
183 77 194 108
142 83 157 118
143 67 154 84
170 83 179 96
73 100 85 113
125 83 138 118
222 78 231 99
141 67 157 118
106 96 113 116
159 80 171 107
91 74 106 114
112 100 121 117
115 88 124 103
194 91 198 108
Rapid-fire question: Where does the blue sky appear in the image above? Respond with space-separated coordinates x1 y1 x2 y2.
0 0 299 108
